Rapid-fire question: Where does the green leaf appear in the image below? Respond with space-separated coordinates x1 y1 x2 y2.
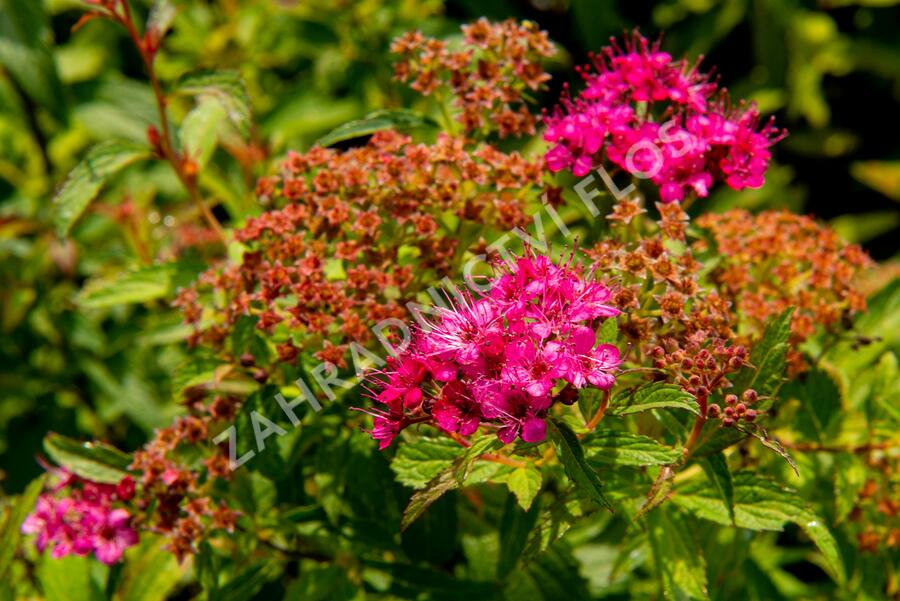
0 0 67 120
647 507 709 601
700 453 735 525
598 317 618 344
636 466 675 519
733 308 793 397
850 160 900 201
401 489 458 565
76 263 174 308
315 109 437 147
497 492 541 579
782 368 842 442
180 97 227 168
401 463 461 531
117 535 187 601
0 476 43 582
507 464 543 511
174 69 251 137
548 419 612 510
43 432 131 484
584 429 681 467
609 383 700 417
37 555 105 601
833 453 867 523
672 472 845 585
53 140 151 236
391 436 461 489
454 434 502 486
504 544 591 601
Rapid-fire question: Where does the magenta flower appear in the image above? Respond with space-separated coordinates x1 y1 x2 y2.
543 31 784 203
362 250 623 447
21 469 139 565
91 508 139 565
432 381 482 436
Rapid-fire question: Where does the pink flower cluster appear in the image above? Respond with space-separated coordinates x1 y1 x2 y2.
544 32 785 203
364 253 622 448
21 469 139 565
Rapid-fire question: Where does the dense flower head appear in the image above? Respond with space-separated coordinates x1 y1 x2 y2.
697 209 872 373
544 31 785 202
392 18 555 137
362 251 622 448
128 413 240 562
177 130 543 374
21 469 139 565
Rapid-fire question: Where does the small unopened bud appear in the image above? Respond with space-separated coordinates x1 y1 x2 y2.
252 368 268 384
147 124 162 151
558 387 578 406
724 394 738 405
723 406 734 417
735 403 746 414
706 358 717 370
742 389 758 403
728 356 743 369
722 417 735 427
652 346 665 358
240 353 255 367
743 409 757 422
681 358 693 370
707 404 721 418
688 375 702 387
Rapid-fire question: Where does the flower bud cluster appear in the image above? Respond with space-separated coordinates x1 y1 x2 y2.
697 209 872 373
392 18 555 137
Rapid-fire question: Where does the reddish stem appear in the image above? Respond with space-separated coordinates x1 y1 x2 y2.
115 1 227 245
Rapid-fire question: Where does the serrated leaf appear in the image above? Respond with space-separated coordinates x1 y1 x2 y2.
53 141 150 236
734 308 793 397
700 453 735 525
315 109 437 147
647 507 709 601
180 97 227 168
609 383 700 417
507 465 542 511
584 429 681 467
174 69 251 137
672 471 845 585
43 432 131 484
548 419 612 510
454 434 502 486
497 492 541 579
76 263 173 308
401 462 461 531
391 436 461 489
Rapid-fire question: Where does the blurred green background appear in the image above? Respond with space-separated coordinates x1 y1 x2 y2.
0 0 898 498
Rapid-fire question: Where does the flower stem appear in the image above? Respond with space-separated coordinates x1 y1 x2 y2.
117 0 227 245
